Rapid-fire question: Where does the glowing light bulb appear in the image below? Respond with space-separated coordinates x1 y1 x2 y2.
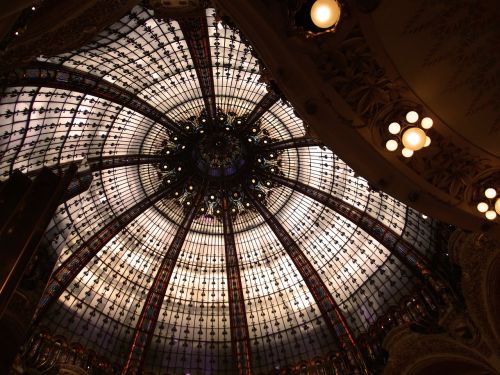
385 139 398 152
424 136 431 147
310 0 341 29
485 188 497 199
477 202 489 213
401 148 414 158
421 117 433 129
406 111 419 123
485 210 497 220
388 122 401 135
402 127 426 151
495 198 500 215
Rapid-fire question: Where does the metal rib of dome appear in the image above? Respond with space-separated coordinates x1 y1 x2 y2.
0 5 438 375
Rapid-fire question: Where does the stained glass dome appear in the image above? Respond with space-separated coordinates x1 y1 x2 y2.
0 5 437 375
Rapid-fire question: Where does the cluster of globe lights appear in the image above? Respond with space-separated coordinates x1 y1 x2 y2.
156 110 281 220
477 188 500 221
385 110 433 158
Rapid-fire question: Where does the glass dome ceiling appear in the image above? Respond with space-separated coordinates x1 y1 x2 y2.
0 5 437 375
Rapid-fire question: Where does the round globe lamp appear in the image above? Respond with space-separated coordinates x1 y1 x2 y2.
402 127 426 151
310 0 341 29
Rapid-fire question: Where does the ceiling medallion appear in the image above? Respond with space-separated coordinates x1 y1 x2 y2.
156 109 282 221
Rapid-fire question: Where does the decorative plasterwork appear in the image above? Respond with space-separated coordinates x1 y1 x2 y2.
448 230 500 357
382 229 500 374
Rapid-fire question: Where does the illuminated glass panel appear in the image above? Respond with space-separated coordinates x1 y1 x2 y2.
0 4 439 374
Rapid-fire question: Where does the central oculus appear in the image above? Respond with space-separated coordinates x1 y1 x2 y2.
193 130 246 177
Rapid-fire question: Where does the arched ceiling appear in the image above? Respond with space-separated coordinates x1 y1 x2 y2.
0 3 440 374
370 0 500 158
214 0 500 237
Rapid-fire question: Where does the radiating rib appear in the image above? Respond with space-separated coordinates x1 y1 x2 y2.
23 154 166 202
261 172 434 280
1 63 186 136
244 188 359 359
242 90 279 131
221 195 252 375
88 154 166 171
179 16 217 121
26 154 166 179
122 182 207 374
34 179 185 321
263 136 323 152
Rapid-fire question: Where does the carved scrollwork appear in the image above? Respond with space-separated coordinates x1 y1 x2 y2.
464 169 500 207
307 24 497 205
407 132 492 201
316 27 408 121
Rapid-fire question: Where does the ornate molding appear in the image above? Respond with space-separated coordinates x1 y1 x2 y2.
309 23 500 227
448 230 500 357
214 0 498 233
382 325 497 375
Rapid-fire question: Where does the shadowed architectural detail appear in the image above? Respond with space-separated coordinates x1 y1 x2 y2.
34 178 186 322
62 171 93 203
7 87 40 176
87 154 167 172
261 172 442 289
26 155 167 179
221 195 252 375
263 136 323 152
0 165 78 317
64 155 166 200
179 15 217 121
122 182 207 375
244 187 366 373
1 63 187 136
39 155 166 202
242 90 279 132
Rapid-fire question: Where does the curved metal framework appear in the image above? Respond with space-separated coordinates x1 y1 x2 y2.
221 195 253 375
122 182 206 374
0 5 440 375
1 63 187 136
35 178 185 321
